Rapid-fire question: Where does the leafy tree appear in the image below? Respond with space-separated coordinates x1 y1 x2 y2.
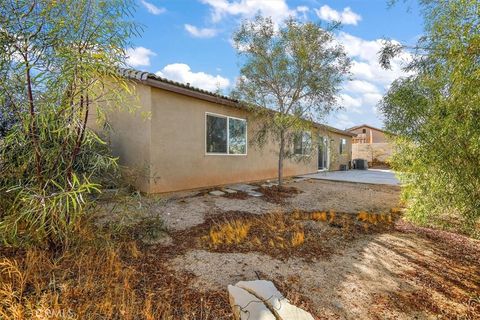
0 0 138 249
233 16 350 186
379 0 480 237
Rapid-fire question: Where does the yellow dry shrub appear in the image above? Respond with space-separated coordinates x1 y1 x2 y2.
311 211 327 222
208 219 251 246
291 210 303 220
367 213 378 225
329 210 336 223
390 207 402 215
291 230 305 247
357 211 369 222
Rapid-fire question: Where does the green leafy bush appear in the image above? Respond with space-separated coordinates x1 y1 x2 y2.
0 0 137 249
380 1 480 237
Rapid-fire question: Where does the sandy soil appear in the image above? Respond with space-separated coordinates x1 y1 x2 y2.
97 179 479 319
97 178 401 231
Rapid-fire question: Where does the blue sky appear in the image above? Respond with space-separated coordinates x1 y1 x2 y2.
126 0 422 129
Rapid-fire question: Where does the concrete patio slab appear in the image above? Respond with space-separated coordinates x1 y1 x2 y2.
300 169 400 186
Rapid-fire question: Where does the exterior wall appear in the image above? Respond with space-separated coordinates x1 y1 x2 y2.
103 82 352 193
350 126 388 143
149 87 317 193
352 142 393 163
89 83 153 192
328 132 352 170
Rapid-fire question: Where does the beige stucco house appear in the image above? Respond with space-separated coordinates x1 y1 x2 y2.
347 124 393 165
348 124 389 144
95 69 353 194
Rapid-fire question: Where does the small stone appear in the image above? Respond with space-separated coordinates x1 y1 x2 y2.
227 184 259 192
223 188 237 194
247 191 263 197
209 190 226 196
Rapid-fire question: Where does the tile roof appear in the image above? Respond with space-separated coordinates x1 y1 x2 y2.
118 68 239 104
118 68 354 137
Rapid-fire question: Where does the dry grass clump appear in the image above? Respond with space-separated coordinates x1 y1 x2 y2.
201 208 403 259
0 245 142 320
292 208 402 233
0 234 232 320
208 219 252 245
203 212 306 254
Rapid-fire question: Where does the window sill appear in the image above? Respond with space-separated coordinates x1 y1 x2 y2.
205 153 248 156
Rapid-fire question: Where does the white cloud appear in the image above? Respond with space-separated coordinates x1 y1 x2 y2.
200 0 295 25
296 6 309 20
126 47 156 67
156 63 230 92
337 32 412 88
345 80 380 95
332 113 355 129
327 32 413 128
315 5 361 25
363 93 383 107
338 93 362 113
140 0 165 15
184 24 219 38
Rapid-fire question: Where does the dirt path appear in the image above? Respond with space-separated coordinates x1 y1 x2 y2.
97 179 479 319
167 222 479 319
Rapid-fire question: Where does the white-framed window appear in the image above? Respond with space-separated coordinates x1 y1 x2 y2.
206 113 247 155
293 131 312 155
339 138 347 154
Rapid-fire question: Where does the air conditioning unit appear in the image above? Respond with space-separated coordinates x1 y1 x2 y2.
353 159 368 170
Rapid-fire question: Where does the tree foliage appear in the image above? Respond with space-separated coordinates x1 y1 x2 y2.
233 16 350 185
379 0 480 237
0 0 138 249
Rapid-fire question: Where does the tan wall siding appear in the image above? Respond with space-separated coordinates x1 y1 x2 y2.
328 133 352 170
149 88 322 193
100 84 153 192
350 126 388 143
103 83 352 193
352 142 393 163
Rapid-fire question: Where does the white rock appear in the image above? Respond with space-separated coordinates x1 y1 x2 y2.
228 285 276 320
209 190 226 196
247 191 263 197
227 184 259 192
223 188 237 194
235 280 315 320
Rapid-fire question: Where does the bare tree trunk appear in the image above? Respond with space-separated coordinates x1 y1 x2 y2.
25 63 42 181
278 129 285 187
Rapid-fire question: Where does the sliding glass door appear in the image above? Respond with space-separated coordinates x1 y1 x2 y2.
318 136 329 170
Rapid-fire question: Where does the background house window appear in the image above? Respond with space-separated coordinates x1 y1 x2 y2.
362 128 366 133
339 138 347 154
293 132 311 155
206 113 247 155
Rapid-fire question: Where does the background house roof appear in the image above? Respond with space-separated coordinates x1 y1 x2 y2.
346 124 388 133
119 68 354 137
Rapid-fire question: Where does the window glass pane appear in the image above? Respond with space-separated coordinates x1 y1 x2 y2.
206 115 227 153
294 132 311 155
302 132 311 154
293 133 303 155
228 118 246 154
340 138 346 154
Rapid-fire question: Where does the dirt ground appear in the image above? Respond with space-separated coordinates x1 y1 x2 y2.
96 178 480 319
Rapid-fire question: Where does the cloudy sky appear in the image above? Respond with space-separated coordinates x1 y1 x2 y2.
127 0 422 129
